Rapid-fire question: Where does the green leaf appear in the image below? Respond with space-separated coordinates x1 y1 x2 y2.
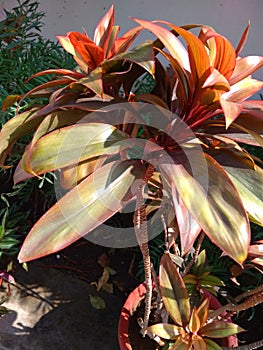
0 237 19 250
199 275 225 287
160 152 250 264
18 160 145 262
19 123 130 176
160 253 190 326
192 250 207 275
224 165 263 226
77 67 103 97
204 338 222 350
147 323 181 340
201 321 243 338
89 294 106 310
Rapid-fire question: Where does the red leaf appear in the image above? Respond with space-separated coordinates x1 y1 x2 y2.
94 4 114 54
73 42 104 70
108 26 142 56
235 22 250 56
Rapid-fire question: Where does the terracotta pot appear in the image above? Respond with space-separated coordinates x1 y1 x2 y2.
118 281 238 350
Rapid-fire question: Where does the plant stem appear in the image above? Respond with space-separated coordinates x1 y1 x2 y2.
133 164 155 335
181 231 205 277
209 284 263 319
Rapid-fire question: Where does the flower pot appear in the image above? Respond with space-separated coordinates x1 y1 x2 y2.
118 281 238 350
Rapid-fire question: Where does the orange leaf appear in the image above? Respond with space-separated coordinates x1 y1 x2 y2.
157 21 211 87
1 94 21 111
108 26 142 57
201 29 236 80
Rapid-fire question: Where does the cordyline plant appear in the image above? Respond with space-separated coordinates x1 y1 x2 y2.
147 253 243 350
1 4 263 338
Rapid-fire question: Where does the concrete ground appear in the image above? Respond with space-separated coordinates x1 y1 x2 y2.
0 261 126 350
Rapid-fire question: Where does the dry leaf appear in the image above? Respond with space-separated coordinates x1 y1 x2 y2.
89 294 106 310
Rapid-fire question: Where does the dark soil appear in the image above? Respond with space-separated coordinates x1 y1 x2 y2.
128 292 162 350
37 238 141 296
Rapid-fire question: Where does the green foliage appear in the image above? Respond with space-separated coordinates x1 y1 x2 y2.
0 0 75 124
0 0 75 265
183 250 225 297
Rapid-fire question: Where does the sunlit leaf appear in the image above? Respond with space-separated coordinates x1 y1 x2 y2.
59 158 106 190
94 4 114 53
160 152 250 264
200 28 236 80
77 67 103 96
131 18 190 72
192 336 207 350
224 165 263 226
201 321 243 338
248 243 263 258
172 335 191 350
147 323 181 340
0 108 43 165
160 253 190 326
223 77 263 103
157 20 211 87
103 40 155 76
172 188 201 256
230 56 263 85
189 308 200 333
19 123 130 176
18 160 145 262
219 96 243 128
196 298 209 328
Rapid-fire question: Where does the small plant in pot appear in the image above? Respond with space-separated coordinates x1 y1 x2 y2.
143 253 240 350
119 244 263 349
0 4 263 349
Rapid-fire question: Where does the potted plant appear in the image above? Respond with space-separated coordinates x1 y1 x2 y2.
118 246 263 349
118 252 241 350
0 4 263 348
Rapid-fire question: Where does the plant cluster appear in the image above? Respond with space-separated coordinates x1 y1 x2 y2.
0 4 263 349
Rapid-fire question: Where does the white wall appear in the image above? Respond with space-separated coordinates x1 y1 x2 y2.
1 0 263 80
